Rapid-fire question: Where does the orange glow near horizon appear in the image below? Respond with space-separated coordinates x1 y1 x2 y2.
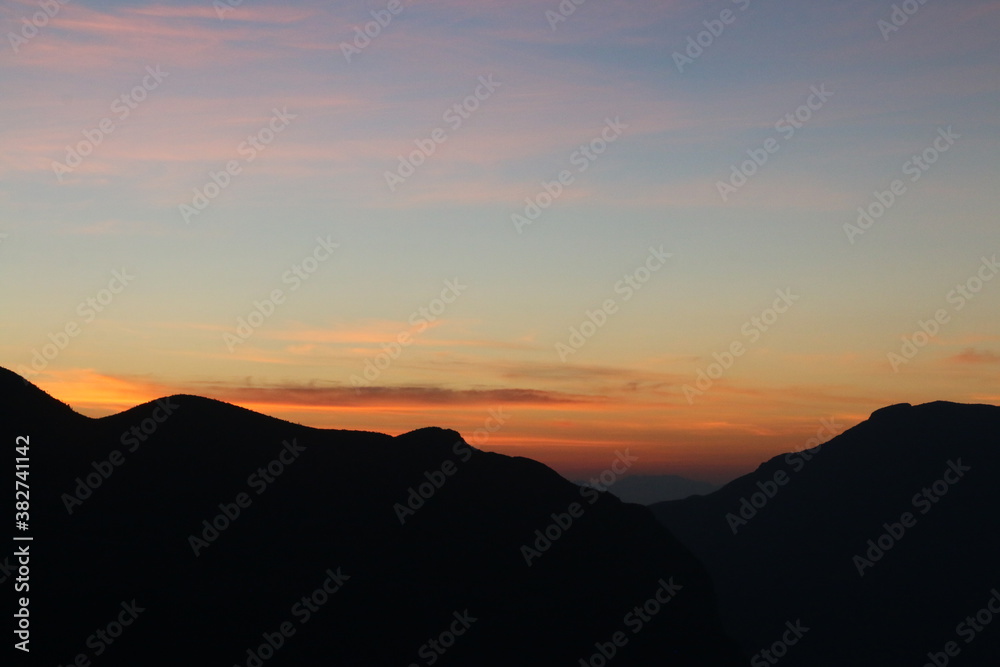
23 367 876 484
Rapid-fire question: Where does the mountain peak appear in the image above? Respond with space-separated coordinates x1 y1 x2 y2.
0 366 79 422
396 426 463 442
868 402 912 420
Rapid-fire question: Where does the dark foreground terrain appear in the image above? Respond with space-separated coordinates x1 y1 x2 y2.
2 367 742 666
654 401 1000 666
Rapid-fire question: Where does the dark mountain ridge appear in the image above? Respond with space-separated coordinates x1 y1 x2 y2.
579 473 719 505
1 367 742 665
653 400 1000 666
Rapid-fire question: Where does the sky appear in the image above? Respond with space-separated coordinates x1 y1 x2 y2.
1 0 998 484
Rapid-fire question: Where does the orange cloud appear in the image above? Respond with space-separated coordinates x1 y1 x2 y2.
263 321 447 345
949 348 1000 364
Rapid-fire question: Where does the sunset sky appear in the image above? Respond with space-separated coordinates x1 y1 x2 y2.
2 0 998 483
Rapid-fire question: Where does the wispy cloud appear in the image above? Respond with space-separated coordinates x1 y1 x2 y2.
949 348 1000 365
192 382 600 408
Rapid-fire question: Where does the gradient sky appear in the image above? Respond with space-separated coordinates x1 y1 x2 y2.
2 0 998 483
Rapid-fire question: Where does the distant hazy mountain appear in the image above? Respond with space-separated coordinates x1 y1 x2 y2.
652 402 1000 666
579 474 719 505
1 367 743 665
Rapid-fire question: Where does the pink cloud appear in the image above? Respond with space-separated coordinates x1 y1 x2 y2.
4 3 319 73
123 4 315 23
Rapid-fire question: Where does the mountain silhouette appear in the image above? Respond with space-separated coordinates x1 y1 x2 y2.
581 474 719 505
1 367 743 666
652 401 1000 666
